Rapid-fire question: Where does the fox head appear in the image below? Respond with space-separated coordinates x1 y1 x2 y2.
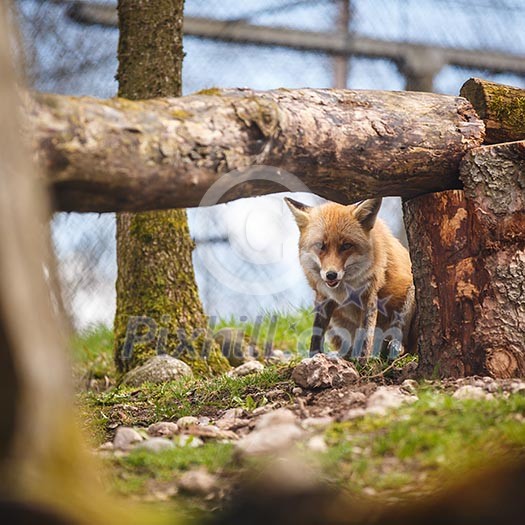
285 197 382 290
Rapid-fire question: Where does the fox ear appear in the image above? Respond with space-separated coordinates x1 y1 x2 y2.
354 198 382 230
285 197 311 229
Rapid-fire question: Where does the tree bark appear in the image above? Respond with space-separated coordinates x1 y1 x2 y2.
460 77 525 144
30 89 485 212
0 4 124 523
404 141 525 379
114 0 229 374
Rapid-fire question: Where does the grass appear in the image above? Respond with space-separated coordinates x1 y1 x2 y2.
73 313 525 513
322 390 525 498
214 307 314 354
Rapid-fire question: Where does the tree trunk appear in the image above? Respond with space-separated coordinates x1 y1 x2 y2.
114 0 228 374
30 88 485 212
460 77 525 144
0 4 127 523
404 140 525 378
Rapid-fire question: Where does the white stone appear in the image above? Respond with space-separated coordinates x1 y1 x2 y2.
366 386 417 416
147 421 179 437
113 427 143 450
136 437 175 453
176 416 199 429
228 360 264 377
235 424 303 456
256 408 297 429
453 385 489 400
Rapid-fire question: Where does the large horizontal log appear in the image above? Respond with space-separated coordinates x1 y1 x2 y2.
460 77 525 144
29 88 484 212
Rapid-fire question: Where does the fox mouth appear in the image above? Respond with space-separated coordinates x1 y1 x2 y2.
325 279 341 288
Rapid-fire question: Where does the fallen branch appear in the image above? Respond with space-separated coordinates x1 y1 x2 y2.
29 88 484 212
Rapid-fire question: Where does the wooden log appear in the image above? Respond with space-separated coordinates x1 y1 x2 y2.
460 77 525 144
29 88 484 212
404 141 525 378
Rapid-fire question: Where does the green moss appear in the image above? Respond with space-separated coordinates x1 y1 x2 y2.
491 88 525 133
169 108 193 119
114 210 229 376
195 87 222 96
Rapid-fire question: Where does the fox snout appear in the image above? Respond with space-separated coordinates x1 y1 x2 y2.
320 268 344 288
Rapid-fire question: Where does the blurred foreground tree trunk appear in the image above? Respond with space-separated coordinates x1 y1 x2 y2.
114 0 228 375
0 3 143 523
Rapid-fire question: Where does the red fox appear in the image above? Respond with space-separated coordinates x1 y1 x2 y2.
285 197 416 359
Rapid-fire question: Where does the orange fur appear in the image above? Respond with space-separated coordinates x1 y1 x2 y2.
286 197 416 359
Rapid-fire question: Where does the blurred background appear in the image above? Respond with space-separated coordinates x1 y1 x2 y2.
16 0 525 329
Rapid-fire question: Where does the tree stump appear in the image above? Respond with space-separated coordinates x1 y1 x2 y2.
404 141 525 378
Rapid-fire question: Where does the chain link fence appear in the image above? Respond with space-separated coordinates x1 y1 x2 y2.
17 0 525 329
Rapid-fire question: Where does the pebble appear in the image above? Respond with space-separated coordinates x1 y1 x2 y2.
178 469 218 496
113 426 143 450
122 355 193 387
176 416 199 429
365 386 417 416
255 408 297 429
235 423 303 456
453 385 490 400
306 435 328 452
228 360 265 377
147 422 179 438
185 424 238 441
301 416 334 429
136 437 175 453
292 353 359 389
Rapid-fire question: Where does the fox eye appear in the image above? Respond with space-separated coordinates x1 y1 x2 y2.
313 242 326 252
341 242 353 251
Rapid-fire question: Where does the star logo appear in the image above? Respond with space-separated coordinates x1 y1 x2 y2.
341 284 368 310
377 295 391 317
391 309 406 327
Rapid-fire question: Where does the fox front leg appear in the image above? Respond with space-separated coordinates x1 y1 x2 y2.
360 295 379 360
309 299 337 357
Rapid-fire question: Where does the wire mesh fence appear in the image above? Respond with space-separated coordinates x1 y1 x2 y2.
17 0 525 329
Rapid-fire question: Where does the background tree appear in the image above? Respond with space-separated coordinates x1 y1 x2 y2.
113 0 228 374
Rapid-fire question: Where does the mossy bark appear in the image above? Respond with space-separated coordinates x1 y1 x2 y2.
114 0 229 375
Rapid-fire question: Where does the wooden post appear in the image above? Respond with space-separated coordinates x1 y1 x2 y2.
404 140 525 378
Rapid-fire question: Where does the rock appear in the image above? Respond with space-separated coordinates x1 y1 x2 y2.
122 355 193 387
366 386 417 416
228 360 264 377
266 349 288 364
136 437 175 453
400 379 418 395
301 416 334 430
174 434 204 448
185 424 238 441
214 328 252 366
292 387 303 395
342 407 367 420
98 441 114 452
218 407 244 421
236 423 303 456
176 416 199 429
215 408 247 430
113 427 143 450
346 391 368 405
306 435 328 452
255 408 297 429
291 354 359 389
511 381 525 394
147 422 179 438
178 469 217 496
453 385 489 400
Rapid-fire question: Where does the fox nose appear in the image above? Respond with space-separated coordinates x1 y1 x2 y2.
326 271 338 281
